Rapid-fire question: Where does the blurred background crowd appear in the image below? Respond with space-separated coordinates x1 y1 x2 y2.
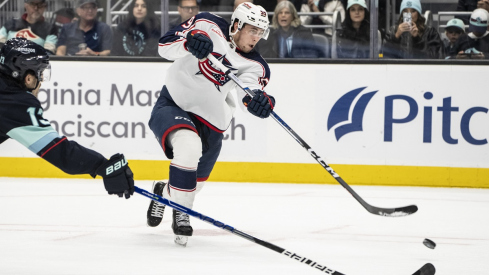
1 0 488 59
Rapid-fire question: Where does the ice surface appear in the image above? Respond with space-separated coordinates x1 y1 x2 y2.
0 178 488 275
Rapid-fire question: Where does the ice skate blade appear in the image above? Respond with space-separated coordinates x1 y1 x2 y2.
174 235 188 247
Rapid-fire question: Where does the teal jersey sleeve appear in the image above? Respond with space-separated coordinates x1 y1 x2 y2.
0 88 106 176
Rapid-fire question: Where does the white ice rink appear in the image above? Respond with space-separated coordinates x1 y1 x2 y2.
1 177 488 275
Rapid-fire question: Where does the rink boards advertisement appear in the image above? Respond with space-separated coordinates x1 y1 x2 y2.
1 61 488 187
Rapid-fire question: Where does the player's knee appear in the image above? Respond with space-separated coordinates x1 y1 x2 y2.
169 129 202 167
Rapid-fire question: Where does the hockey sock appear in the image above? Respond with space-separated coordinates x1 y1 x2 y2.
165 164 197 209
163 129 202 209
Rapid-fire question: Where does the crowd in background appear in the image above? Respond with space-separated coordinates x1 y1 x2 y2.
1 0 489 59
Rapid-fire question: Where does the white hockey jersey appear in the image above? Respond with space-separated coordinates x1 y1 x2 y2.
158 13 271 132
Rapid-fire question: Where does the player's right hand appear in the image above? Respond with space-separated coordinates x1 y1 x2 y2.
186 30 213 59
242 90 276 119
96 153 135 199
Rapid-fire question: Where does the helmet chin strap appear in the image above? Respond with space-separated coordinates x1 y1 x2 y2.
229 25 240 49
32 78 41 92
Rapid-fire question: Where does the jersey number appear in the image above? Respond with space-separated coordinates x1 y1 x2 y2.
27 107 50 127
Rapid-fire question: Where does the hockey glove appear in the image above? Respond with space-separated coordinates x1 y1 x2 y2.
96 153 135 199
186 30 213 59
242 90 276 119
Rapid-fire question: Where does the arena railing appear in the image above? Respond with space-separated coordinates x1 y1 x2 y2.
108 10 341 34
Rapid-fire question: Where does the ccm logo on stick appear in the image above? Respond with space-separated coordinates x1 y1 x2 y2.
106 158 127 175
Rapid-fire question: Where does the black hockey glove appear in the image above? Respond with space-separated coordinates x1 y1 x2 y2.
242 90 276 119
96 154 135 199
186 30 213 59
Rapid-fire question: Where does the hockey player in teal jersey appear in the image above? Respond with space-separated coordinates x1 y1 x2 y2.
0 37 134 199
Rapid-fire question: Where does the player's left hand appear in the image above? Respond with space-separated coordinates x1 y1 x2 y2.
186 30 213 59
96 153 135 199
242 90 275 119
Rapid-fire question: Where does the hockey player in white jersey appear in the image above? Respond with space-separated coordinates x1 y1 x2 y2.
147 3 275 246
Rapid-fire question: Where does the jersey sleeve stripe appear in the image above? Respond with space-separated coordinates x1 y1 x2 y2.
28 131 61 154
159 17 223 46
6 125 61 154
40 136 67 158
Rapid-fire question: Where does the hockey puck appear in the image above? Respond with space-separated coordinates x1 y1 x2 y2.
423 238 436 249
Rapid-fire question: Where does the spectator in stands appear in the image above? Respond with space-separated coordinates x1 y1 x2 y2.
300 0 346 36
169 0 200 29
443 18 465 56
457 0 478 23
383 0 444 59
112 0 160 56
449 8 489 59
56 0 112 56
258 1 320 58
336 0 370 58
53 8 76 31
0 0 57 54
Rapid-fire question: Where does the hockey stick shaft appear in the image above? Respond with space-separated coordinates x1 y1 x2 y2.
135 186 344 274
135 186 433 275
205 54 417 217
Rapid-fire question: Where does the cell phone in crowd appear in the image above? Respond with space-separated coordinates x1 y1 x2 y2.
403 12 412 24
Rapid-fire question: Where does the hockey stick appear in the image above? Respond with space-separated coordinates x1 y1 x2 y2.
204 53 417 217
135 186 434 275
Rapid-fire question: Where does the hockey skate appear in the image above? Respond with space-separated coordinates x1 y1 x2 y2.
146 181 166 227
172 209 193 247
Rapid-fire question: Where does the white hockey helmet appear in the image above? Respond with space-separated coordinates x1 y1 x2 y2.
230 2 270 40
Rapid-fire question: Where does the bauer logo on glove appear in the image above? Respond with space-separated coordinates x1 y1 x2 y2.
96 153 135 199
105 157 128 175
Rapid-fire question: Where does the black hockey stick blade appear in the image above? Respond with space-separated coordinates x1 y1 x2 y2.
369 204 418 217
412 263 436 275
337 177 418 217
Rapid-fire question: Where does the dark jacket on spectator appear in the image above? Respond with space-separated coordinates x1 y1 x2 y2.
447 32 489 58
456 0 478 23
384 24 444 59
57 20 112 56
337 13 370 58
112 21 160 56
258 25 321 58
457 0 478 12
444 38 458 58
